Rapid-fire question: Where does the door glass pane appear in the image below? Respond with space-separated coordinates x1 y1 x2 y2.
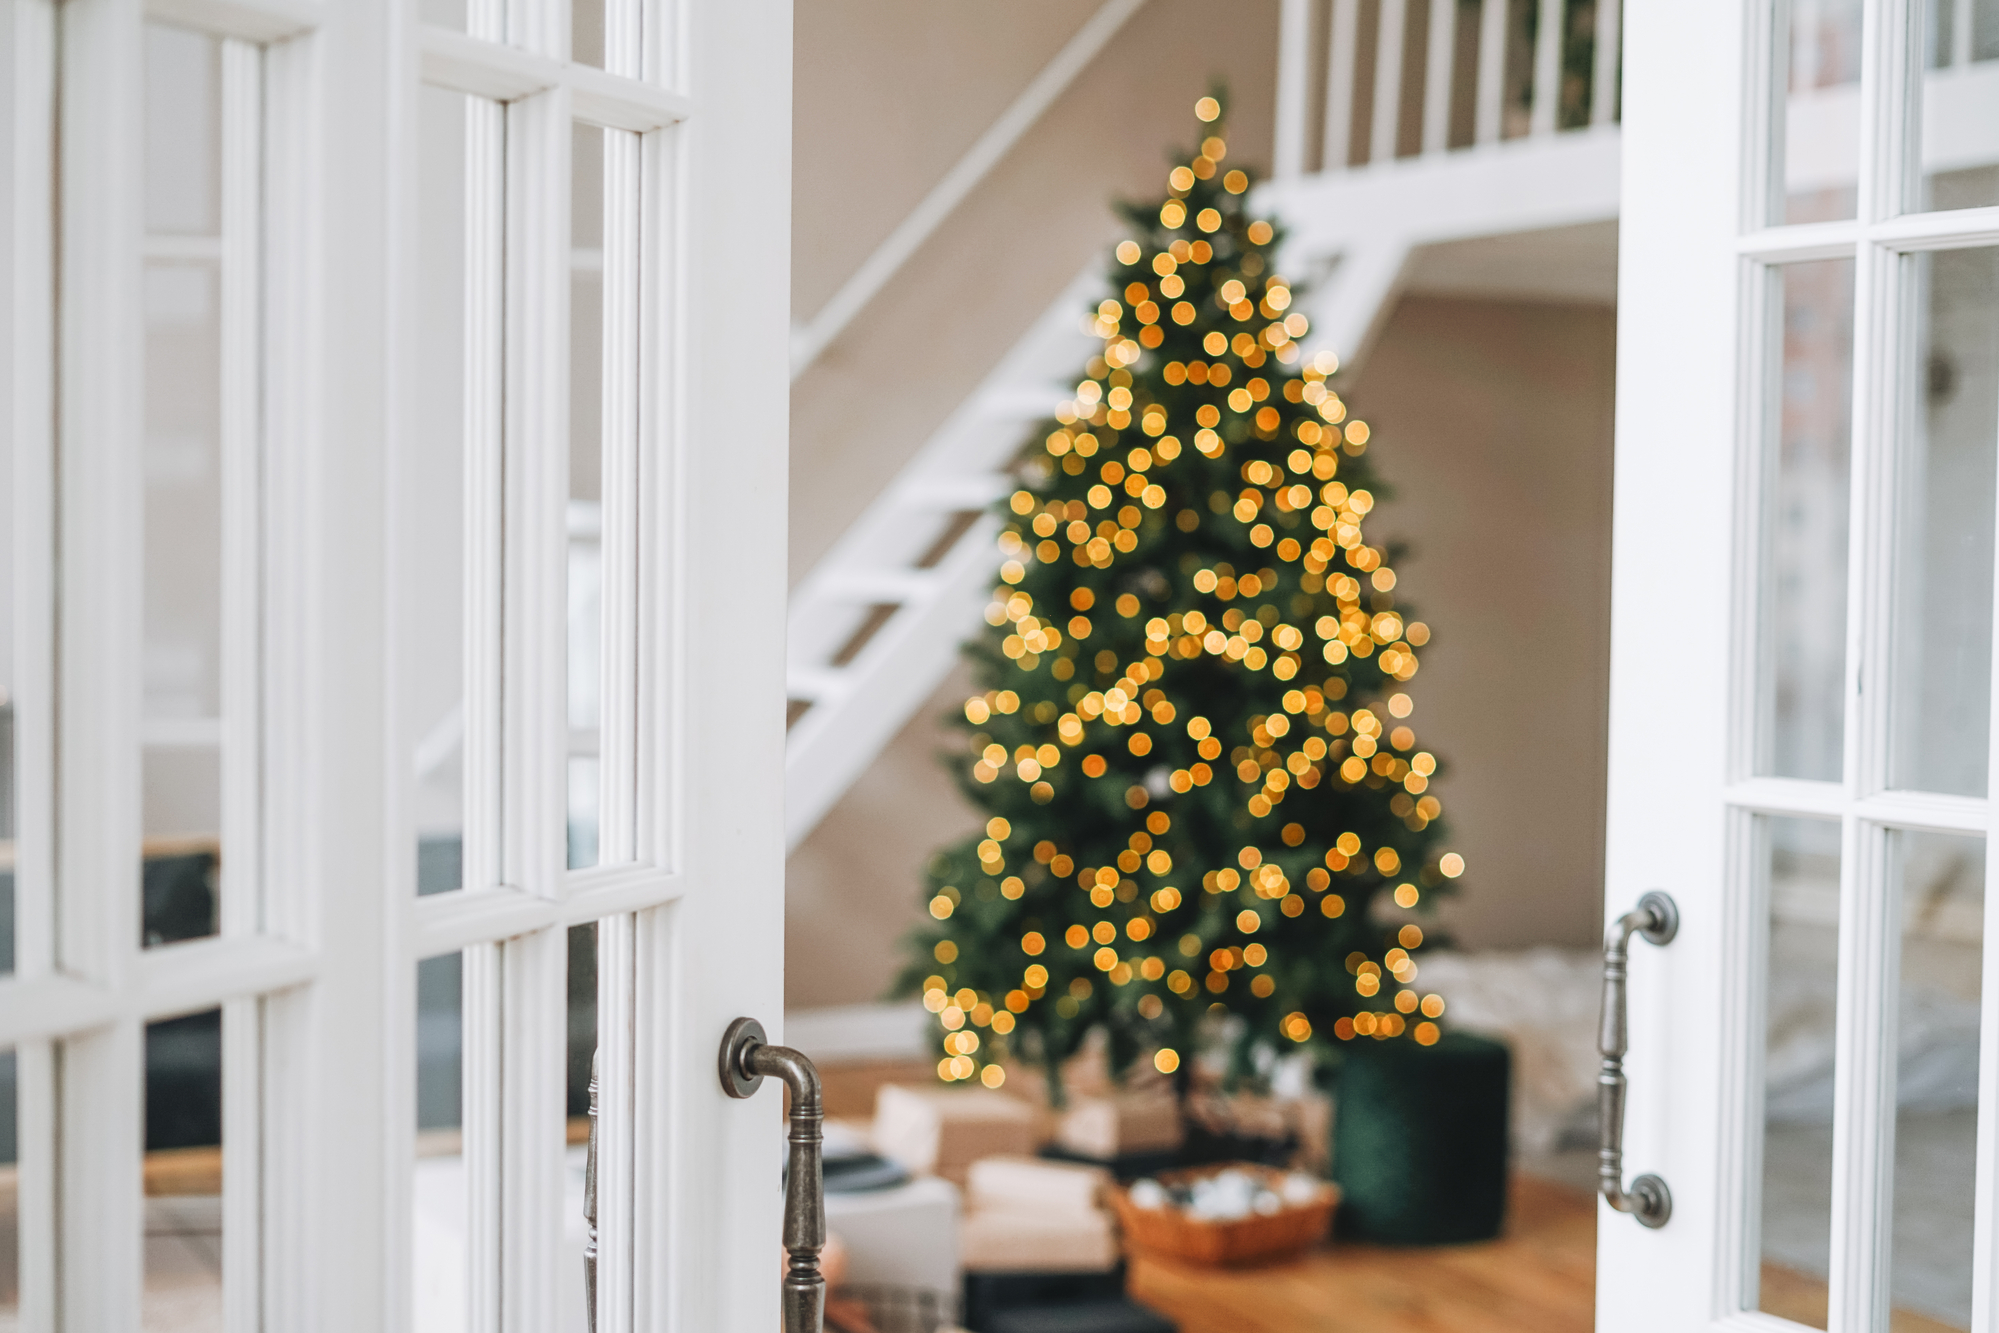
414 951 467 1332
1755 815 1841 1329
144 1008 222 1329
1776 0 1863 224
142 23 225 945
1887 830 1982 1331
1915 0 1999 212
410 85 502 897
0 1048 17 1322
1761 260 1856 782
569 124 604 872
1892 248 1999 796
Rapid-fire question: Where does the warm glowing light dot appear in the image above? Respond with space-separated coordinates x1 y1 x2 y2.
1440 853 1466 877
1414 1022 1440 1046
1394 884 1420 909
934 940 958 963
1395 990 1419 1013
1194 96 1220 122
1322 895 1345 918
1022 931 1045 955
1155 1047 1182 1074
1236 909 1260 933
1065 925 1089 949
1399 924 1424 948
1116 240 1141 265
981 1064 1007 1087
929 895 954 919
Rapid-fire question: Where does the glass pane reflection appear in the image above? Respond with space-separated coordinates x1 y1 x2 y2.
1776 0 1863 223
1887 830 1982 1331
1891 248 1998 797
1761 259 1855 783
1756 816 1841 1329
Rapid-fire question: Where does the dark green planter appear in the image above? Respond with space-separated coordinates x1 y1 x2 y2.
1330 1031 1511 1244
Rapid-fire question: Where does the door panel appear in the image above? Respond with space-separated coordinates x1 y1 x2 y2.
1606 1 1999 1330
0 0 790 1327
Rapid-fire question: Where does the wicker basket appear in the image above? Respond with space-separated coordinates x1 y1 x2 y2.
1108 1163 1338 1267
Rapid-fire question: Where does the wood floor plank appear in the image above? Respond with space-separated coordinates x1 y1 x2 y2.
1126 1176 1597 1333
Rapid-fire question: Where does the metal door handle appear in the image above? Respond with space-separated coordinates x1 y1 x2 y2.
720 1017 826 1333
1598 891 1677 1229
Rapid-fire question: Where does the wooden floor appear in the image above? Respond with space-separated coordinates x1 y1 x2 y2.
1127 1175 1598 1333
1127 1176 1966 1333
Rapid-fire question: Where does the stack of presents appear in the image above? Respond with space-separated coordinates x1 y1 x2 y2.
817 1065 1338 1333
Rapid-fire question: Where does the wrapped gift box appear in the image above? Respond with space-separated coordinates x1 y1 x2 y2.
960 1206 1119 1274
966 1155 1108 1215
873 1084 1041 1184
1052 1093 1184 1163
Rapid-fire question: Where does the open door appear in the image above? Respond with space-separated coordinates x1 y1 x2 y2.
0 0 792 1328
1604 0 1998 1330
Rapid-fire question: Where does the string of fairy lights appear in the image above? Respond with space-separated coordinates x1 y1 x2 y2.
909 97 1466 1090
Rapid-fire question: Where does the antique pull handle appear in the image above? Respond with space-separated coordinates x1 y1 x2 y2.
720 1017 825 1333
1598 890 1677 1229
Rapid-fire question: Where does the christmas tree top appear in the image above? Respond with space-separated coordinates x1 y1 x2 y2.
898 95 1467 1099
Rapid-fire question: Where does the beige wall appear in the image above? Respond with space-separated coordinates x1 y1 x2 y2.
1357 296 1616 952
789 1 1282 587
785 663 984 1010
784 291 1618 1009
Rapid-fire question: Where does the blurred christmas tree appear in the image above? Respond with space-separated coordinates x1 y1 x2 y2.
898 95 1467 1102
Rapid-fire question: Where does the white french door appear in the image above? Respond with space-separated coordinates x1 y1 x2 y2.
1606 1 1999 1331
0 0 791 1329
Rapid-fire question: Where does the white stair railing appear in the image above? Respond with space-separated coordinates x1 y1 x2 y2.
1275 0 1622 184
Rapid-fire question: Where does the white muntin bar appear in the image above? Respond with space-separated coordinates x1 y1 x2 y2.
596 123 643 871
461 89 507 898
1371 0 1408 165
1421 0 1456 154
1324 0 1361 171
500 83 571 906
9 0 57 988
217 36 263 943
